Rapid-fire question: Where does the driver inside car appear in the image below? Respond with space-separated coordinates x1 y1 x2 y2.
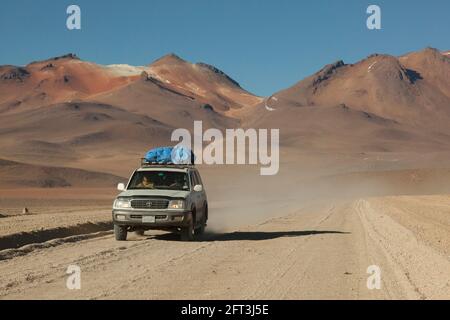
136 176 154 189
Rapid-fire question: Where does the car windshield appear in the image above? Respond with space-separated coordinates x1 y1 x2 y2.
127 171 189 191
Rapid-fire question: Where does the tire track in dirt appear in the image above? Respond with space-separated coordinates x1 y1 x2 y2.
355 199 450 299
0 232 219 299
247 206 337 299
0 230 113 261
0 221 113 252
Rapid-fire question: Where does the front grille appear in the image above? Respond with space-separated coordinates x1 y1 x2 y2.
130 199 169 209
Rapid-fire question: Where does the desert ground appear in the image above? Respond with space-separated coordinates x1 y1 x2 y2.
1 152 450 300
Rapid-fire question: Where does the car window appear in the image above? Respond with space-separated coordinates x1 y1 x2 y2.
128 171 189 191
194 171 203 186
189 172 197 188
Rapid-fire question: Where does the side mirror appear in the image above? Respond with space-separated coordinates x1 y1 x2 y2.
193 184 203 192
117 183 126 191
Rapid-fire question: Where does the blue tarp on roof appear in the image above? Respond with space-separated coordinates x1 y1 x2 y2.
144 146 195 164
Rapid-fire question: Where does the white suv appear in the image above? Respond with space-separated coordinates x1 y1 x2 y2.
112 164 208 241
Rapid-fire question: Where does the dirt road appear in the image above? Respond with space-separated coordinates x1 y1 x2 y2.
1 195 449 300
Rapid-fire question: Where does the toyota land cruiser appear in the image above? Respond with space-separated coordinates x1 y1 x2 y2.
112 162 208 241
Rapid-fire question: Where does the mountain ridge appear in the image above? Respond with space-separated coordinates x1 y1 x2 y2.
1 47 450 184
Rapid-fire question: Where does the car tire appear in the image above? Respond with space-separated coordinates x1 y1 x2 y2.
114 225 128 241
180 213 194 241
194 208 207 236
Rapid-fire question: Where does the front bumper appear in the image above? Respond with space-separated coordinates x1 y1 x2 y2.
112 209 190 228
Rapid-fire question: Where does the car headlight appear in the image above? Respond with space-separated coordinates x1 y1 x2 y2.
114 199 131 209
168 200 185 209
115 214 127 221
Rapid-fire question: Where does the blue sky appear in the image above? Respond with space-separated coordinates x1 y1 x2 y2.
0 0 448 96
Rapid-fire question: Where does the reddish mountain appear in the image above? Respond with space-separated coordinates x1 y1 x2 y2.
147 54 262 112
243 47 450 152
0 54 137 113
266 48 450 127
0 53 262 116
0 53 260 179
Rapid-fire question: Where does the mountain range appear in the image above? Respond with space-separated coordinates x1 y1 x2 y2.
0 47 449 187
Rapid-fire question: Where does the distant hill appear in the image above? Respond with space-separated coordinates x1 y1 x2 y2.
0 158 125 188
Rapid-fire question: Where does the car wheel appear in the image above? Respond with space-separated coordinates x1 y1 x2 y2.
180 213 194 241
114 225 128 241
194 209 207 236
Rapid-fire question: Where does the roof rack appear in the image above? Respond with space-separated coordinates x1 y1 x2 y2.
140 158 195 169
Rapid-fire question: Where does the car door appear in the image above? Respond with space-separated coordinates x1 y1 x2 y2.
193 170 206 218
189 171 201 223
